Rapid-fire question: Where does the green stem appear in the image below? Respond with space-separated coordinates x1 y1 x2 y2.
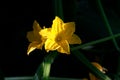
97 0 120 52
72 50 111 80
52 0 64 20
33 0 64 80
33 52 58 80
97 0 120 75
42 52 58 80
71 33 120 51
42 61 51 80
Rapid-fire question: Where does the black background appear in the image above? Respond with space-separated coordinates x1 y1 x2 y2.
0 0 120 79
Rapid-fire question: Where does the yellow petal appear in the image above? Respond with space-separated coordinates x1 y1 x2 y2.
27 20 42 42
89 62 106 80
27 41 44 55
33 20 41 32
57 40 70 54
51 16 75 41
51 16 64 34
89 73 98 80
27 31 35 42
67 34 82 44
27 42 40 55
62 22 75 39
39 28 51 38
32 20 43 41
91 62 104 72
45 39 60 52
57 47 70 54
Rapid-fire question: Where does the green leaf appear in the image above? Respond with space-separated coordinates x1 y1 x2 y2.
33 51 58 80
72 50 112 80
71 33 120 51
97 0 120 52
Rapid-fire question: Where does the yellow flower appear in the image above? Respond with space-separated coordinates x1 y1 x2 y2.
26 20 50 55
44 16 82 54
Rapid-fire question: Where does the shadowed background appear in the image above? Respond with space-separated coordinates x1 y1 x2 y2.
0 0 120 79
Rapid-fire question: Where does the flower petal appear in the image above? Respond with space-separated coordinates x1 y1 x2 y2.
32 20 43 41
89 73 97 80
33 20 41 32
57 40 70 54
27 20 42 42
89 62 105 80
51 16 64 34
27 31 35 42
39 28 51 38
45 39 60 52
62 22 75 39
67 34 82 44
27 42 41 55
91 62 104 72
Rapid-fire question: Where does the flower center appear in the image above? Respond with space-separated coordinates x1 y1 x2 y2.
55 36 62 42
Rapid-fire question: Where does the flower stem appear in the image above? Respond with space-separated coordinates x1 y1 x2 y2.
34 0 64 80
52 0 64 20
96 0 120 52
71 33 120 51
97 0 120 75
72 50 111 80
33 52 58 80
42 52 58 80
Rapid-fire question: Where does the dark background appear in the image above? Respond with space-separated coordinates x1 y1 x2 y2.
0 0 120 79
